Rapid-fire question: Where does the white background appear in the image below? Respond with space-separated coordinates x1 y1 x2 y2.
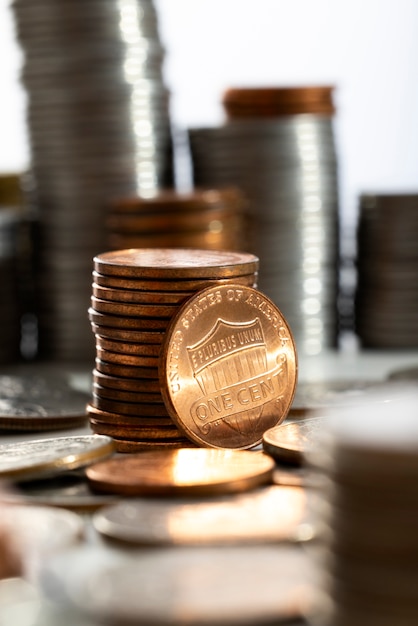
1 0 418 227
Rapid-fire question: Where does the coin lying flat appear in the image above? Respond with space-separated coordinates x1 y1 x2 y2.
40 543 313 625
263 416 326 464
0 435 116 481
160 283 298 449
93 484 309 546
0 372 90 431
92 270 257 291
86 448 275 496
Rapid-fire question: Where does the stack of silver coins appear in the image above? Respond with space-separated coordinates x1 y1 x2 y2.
0 210 22 364
11 0 173 362
355 193 418 348
189 87 340 356
307 386 418 626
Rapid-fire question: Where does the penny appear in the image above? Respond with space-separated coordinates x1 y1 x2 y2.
111 438 193 453
96 347 159 367
87 403 173 427
95 358 159 380
91 324 165 344
95 336 161 357
46 543 313 625
92 382 162 404
89 419 182 440
92 270 258 291
90 394 170 417
92 370 161 393
93 484 308 546
86 448 275 496
0 435 116 481
88 308 169 330
92 284 192 305
108 231 245 251
159 283 298 449
0 372 90 431
91 296 177 319
107 208 243 232
263 416 327 465
93 249 259 279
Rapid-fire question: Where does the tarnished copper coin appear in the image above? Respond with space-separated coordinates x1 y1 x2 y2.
91 324 164 344
92 284 191 305
262 416 326 464
89 308 169 331
111 438 193 453
108 231 245 251
93 485 308 546
89 420 182 440
160 284 298 449
87 404 172 427
96 347 159 368
90 395 170 417
95 358 159 380
95 336 161 357
86 449 275 496
93 270 257 292
93 249 259 279
91 296 177 319
92 370 161 393
92 382 162 404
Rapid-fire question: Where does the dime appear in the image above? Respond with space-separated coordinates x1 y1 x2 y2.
93 484 308 545
93 248 259 279
263 416 326 464
159 283 298 449
0 435 116 481
0 372 90 431
92 270 258 291
86 448 275 496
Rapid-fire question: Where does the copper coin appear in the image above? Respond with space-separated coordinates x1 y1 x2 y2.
92 270 258 292
91 296 178 319
95 358 159 380
111 438 193 453
91 394 170 417
92 370 161 393
86 449 275 496
92 284 192 305
96 347 159 367
95 337 161 357
109 188 246 214
91 324 165 344
93 249 259 279
89 420 183 440
107 208 243 233
89 308 169 331
107 231 245 251
222 85 334 105
92 382 162 404
87 403 173 427
92 485 307 546
160 284 298 450
262 416 326 464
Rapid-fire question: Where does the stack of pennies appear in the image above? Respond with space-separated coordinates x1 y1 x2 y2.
11 0 174 362
355 193 418 348
106 187 250 252
189 85 340 357
88 248 259 452
306 386 418 626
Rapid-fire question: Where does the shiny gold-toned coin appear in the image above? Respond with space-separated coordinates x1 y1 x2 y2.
86 448 275 496
0 435 116 481
91 324 165 344
93 249 259 280
92 370 161 393
91 296 177 319
91 394 170 417
263 416 326 465
89 308 169 331
93 484 308 546
87 403 172 427
92 270 258 292
92 284 191 305
95 336 161 357
92 382 162 404
160 284 298 449
95 358 159 380
96 347 159 367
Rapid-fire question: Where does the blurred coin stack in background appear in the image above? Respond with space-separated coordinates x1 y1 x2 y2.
106 187 249 251
88 248 259 452
189 86 340 356
307 388 418 626
11 0 174 362
355 193 418 348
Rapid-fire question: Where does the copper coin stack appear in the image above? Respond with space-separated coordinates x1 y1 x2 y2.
105 187 249 252
88 248 259 452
